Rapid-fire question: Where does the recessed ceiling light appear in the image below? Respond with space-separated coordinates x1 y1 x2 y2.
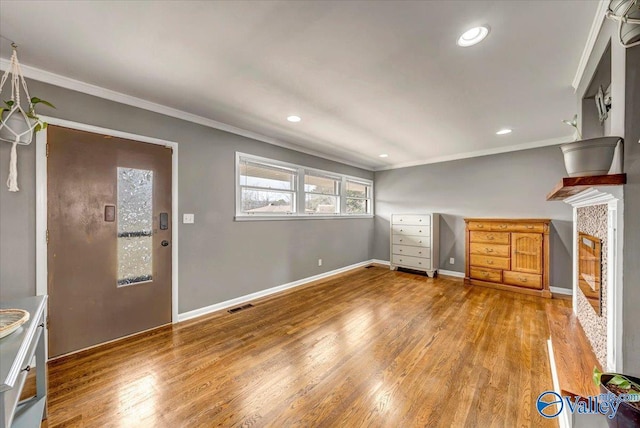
287 115 301 123
496 129 512 135
379 154 389 158
457 26 490 47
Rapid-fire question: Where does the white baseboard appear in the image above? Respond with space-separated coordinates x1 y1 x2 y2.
370 259 390 266
177 260 373 322
550 286 573 296
438 269 465 278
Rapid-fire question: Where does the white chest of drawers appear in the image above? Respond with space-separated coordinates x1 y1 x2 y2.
390 213 440 277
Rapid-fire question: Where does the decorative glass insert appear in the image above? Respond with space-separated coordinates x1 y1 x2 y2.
117 167 153 286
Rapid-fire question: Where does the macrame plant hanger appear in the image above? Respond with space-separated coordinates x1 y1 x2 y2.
0 43 38 192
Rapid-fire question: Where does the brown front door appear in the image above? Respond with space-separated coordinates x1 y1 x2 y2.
47 125 172 358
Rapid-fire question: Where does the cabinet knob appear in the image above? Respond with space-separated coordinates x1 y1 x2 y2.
418 262 422 265
485 248 493 253
487 260 494 265
419 230 422 233
487 235 494 240
399 249 403 252
419 219 422 222
526 225 533 229
519 277 527 282
500 225 507 229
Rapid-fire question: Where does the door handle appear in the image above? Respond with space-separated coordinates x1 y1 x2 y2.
161 240 170 247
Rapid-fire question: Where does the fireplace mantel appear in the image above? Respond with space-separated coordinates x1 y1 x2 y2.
564 186 623 372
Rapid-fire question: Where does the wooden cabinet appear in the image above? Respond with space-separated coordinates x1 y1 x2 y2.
465 219 551 298
390 214 439 277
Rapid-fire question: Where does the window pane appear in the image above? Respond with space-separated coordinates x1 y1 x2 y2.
305 194 339 214
346 198 367 214
304 173 340 195
240 161 295 190
242 189 294 213
117 167 153 286
346 180 369 198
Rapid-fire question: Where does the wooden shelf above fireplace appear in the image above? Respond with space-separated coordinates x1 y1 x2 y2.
546 174 627 201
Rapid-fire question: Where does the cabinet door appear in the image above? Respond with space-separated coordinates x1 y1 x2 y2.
511 233 542 274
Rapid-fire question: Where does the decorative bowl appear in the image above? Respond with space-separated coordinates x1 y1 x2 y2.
0 309 30 339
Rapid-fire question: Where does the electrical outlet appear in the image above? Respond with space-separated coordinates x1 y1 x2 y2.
449 257 455 265
183 213 195 224
318 258 323 266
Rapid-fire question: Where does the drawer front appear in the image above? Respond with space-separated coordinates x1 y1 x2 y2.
393 244 430 258
392 214 431 226
392 234 430 247
470 243 510 258
467 221 510 232
503 271 542 289
470 254 511 270
392 225 430 236
392 254 431 270
470 267 502 283
508 223 545 233
469 231 510 244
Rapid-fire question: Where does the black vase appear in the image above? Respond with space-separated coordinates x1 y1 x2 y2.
600 374 640 428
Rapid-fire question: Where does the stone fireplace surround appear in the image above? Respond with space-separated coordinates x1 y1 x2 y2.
565 187 624 372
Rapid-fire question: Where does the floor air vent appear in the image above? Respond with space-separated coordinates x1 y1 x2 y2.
364 265 375 269
228 303 254 314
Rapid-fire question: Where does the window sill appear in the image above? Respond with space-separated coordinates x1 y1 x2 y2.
234 214 374 222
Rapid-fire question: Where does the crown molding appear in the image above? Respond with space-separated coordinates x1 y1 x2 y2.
0 58 374 171
374 135 574 171
564 187 620 208
572 0 609 91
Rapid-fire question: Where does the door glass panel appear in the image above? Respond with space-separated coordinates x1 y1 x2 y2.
117 167 153 286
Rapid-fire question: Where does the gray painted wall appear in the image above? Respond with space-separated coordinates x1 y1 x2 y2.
373 146 574 289
623 45 640 375
0 79 374 312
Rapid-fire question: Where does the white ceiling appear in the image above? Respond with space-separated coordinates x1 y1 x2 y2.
0 1 598 170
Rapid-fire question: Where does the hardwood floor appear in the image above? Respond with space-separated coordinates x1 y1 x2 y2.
38 266 564 427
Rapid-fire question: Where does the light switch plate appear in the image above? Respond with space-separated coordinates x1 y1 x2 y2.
183 213 195 224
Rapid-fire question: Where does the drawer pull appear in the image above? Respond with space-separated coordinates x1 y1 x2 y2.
419 219 422 222
22 365 31 372
487 260 494 265
418 251 422 255
485 248 494 253
519 276 527 282
399 239 403 242
487 234 494 240
419 230 422 233
400 229 403 232
399 249 403 252
483 272 489 277
399 259 403 262
478 224 484 228
418 262 422 265
499 224 507 229
526 225 534 229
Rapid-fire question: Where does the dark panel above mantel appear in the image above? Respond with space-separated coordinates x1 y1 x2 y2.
546 174 627 201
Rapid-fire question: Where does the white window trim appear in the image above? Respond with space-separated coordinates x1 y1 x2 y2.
235 152 374 220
